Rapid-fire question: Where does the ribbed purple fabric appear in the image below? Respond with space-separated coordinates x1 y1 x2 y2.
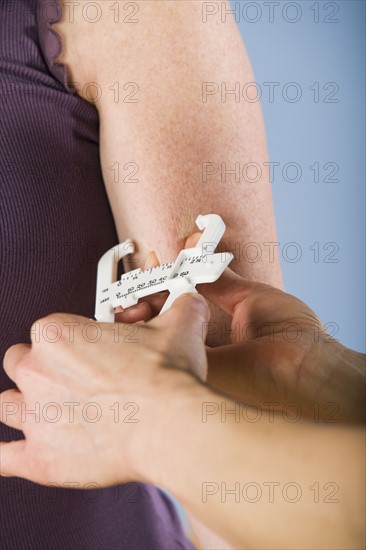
0 1 194 548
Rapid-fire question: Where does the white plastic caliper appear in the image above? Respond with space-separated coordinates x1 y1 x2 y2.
95 214 233 322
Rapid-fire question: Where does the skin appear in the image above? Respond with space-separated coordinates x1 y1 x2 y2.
55 0 283 355
0 267 364 549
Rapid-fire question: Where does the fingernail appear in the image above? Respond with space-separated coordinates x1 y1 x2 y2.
122 302 146 314
134 302 147 311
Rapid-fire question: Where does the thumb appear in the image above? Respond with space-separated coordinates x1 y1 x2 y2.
154 293 210 380
155 292 210 343
183 232 259 315
149 292 210 380
197 266 258 317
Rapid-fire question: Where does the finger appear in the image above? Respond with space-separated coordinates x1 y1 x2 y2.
0 390 24 431
197 267 260 317
142 291 169 316
184 232 202 249
0 440 28 479
3 344 30 384
183 232 260 315
144 251 160 270
116 292 169 323
115 301 153 324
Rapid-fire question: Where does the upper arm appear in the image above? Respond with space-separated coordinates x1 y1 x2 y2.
55 1 281 287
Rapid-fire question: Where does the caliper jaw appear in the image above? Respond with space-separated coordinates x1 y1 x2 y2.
95 240 135 322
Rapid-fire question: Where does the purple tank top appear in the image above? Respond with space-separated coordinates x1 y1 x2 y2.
0 1 194 548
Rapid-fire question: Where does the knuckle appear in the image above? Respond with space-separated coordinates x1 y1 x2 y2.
3 345 15 368
37 313 64 329
3 345 26 370
31 313 74 344
33 314 90 344
3 348 33 386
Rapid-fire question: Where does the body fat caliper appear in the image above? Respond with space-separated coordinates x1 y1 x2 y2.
95 214 233 322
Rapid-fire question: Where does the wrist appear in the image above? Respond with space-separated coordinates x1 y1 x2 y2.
303 339 365 422
126 369 210 487
153 379 220 504
328 343 365 421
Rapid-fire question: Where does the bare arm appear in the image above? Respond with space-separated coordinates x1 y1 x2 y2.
153 389 365 550
56 0 282 350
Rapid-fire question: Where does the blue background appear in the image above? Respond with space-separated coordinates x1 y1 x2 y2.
233 0 365 352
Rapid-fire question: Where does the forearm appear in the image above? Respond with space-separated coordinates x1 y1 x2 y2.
143 385 365 549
